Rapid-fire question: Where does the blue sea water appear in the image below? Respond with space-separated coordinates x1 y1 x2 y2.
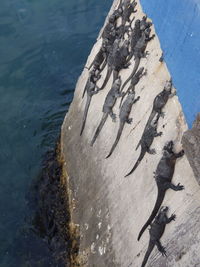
141 0 200 128
0 0 112 266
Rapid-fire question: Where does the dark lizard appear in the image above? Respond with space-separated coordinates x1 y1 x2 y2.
106 90 140 158
121 27 155 92
87 39 108 72
124 19 141 63
101 13 120 46
137 141 184 241
119 67 145 107
141 206 176 267
100 39 130 90
135 79 174 150
80 72 101 136
90 77 123 146
121 1 137 29
82 68 101 99
140 15 152 31
125 113 162 177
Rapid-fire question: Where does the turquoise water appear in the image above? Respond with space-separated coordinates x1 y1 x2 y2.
0 0 112 266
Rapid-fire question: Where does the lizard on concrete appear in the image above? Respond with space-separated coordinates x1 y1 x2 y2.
137 141 184 241
100 38 130 90
119 67 145 107
82 68 101 99
87 39 108 72
141 206 176 267
80 71 101 135
101 9 121 47
106 90 140 158
121 27 155 92
90 77 123 146
124 19 142 63
121 1 137 30
140 15 152 31
125 113 162 177
135 79 174 150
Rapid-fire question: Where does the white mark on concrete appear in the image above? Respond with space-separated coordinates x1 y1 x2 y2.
91 242 96 254
98 245 106 255
96 234 99 240
98 222 102 229
68 125 72 130
97 209 102 217
84 223 89 230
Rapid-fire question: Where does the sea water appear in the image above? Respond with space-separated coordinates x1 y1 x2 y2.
0 0 112 266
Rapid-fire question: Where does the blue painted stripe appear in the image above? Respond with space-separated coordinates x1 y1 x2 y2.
140 0 200 127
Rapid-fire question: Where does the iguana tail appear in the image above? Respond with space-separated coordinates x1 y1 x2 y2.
106 121 125 158
90 113 108 146
119 84 132 108
125 50 134 64
125 146 146 177
135 109 156 149
82 80 89 99
137 189 165 241
80 96 92 136
100 66 112 90
99 59 107 74
135 139 141 150
121 57 140 92
141 241 155 267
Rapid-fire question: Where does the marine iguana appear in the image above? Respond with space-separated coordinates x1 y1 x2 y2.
124 19 141 63
140 15 152 31
100 39 130 90
141 206 176 267
80 72 101 135
87 39 108 71
90 77 123 146
119 67 145 107
135 79 174 149
101 12 120 46
106 90 140 158
121 1 137 29
137 141 184 241
125 113 162 177
145 79 173 125
121 27 155 92
82 68 101 99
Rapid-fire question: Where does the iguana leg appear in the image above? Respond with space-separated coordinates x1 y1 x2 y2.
133 96 140 103
163 182 184 191
166 213 176 223
156 241 167 257
109 111 116 122
147 148 156 155
126 118 133 124
160 111 165 118
175 150 184 158
155 131 163 137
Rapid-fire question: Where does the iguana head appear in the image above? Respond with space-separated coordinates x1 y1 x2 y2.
137 67 144 75
164 79 172 92
114 76 122 87
135 19 140 28
109 15 115 23
160 206 169 214
163 140 174 153
127 90 135 101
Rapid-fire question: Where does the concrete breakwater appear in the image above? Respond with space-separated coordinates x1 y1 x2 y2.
61 0 200 266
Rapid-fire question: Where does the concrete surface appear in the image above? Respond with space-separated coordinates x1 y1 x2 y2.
61 0 200 266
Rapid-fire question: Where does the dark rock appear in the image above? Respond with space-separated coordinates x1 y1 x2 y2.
182 113 200 185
